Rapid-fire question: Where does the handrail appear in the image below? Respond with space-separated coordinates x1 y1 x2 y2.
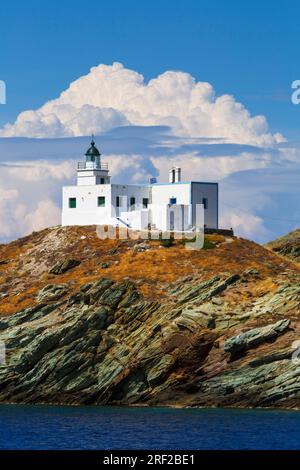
116 217 131 228
77 161 108 170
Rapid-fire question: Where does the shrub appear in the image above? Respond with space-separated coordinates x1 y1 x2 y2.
202 237 216 249
159 233 174 248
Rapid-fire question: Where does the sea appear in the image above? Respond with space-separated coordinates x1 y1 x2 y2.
0 405 300 450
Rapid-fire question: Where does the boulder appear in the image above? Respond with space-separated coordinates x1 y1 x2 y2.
132 242 150 253
49 258 81 275
100 262 109 269
37 284 68 302
224 319 291 355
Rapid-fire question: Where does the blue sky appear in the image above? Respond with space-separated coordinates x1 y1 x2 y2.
1 0 300 138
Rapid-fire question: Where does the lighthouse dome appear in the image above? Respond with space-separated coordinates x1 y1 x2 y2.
85 140 101 161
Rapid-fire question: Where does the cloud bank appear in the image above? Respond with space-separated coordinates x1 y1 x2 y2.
0 63 298 244
0 63 284 146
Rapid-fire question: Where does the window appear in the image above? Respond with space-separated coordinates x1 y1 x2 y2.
100 178 105 184
143 198 149 209
98 196 105 207
130 197 136 210
169 197 177 205
69 197 76 209
202 197 208 210
116 196 121 207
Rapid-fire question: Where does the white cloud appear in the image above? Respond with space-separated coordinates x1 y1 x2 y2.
0 153 157 241
0 162 67 241
0 192 60 240
0 63 298 244
219 208 268 241
151 151 269 182
0 188 26 238
6 160 75 182
23 199 61 233
0 139 296 244
0 63 284 146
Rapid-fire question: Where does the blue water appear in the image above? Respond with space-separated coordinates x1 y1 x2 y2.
1 405 300 449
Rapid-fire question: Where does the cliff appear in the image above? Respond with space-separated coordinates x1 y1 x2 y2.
267 229 300 260
1 226 300 408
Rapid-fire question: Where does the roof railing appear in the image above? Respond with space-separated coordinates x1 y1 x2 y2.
77 161 109 171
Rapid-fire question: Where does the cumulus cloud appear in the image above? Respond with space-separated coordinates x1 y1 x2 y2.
6 160 75 182
0 63 284 146
0 159 72 241
0 147 159 242
23 199 61 233
219 209 268 240
0 192 61 241
0 188 25 239
0 64 297 244
0 132 299 244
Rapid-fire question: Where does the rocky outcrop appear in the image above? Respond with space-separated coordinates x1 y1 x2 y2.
49 258 81 275
0 271 298 409
267 229 300 260
37 284 68 302
1 225 300 409
224 319 291 356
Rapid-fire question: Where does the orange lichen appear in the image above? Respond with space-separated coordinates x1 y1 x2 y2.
0 226 299 316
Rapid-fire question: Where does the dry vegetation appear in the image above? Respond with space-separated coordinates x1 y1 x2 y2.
0 225 298 316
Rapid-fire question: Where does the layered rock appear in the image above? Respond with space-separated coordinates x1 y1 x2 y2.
0 226 300 408
267 229 300 260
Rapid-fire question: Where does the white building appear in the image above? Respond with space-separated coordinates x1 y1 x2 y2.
62 140 218 231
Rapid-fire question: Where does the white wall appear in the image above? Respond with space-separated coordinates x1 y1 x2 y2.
151 183 191 205
111 184 151 217
62 185 112 226
62 183 151 227
120 209 150 229
149 203 190 231
62 181 218 230
151 182 218 229
77 169 110 186
151 183 191 229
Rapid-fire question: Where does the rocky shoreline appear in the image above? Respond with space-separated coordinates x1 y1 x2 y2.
0 226 300 409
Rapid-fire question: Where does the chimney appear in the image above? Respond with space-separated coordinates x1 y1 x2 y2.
169 166 181 183
175 167 181 182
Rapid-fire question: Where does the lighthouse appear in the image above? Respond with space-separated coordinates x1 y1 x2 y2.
77 140 110 186
62 139 219 231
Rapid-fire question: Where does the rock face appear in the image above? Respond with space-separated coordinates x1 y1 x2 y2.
1 225 300 408
224 319 291 355
267 229 300 260
49 258 81 275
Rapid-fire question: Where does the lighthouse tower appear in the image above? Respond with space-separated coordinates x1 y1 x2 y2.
77 139 110 186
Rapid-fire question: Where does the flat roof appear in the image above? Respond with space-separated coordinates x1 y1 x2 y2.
152 181 218 186
63 181 218 189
